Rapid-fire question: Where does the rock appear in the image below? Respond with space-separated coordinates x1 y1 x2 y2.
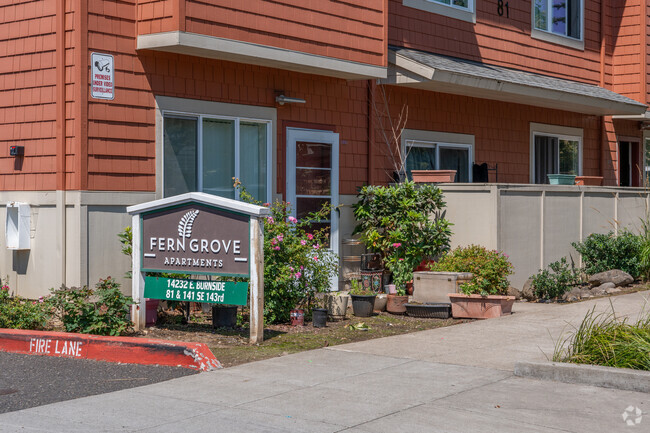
521 278 536 301
580 289 593 299
591 287 607 296
588 270 633 287
606 287 622 295
596 282 616 291
507 286 522 300
562 287 582 302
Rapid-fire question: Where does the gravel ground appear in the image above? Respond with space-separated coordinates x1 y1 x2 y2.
0 352 198 414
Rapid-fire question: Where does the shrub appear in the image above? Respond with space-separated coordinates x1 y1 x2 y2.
429 245 513 296
553 306 650 370
530 257 581 300
572 231 641 277
352 181 452 282
49 277 135 336
0 284 49 330
237 181 339 324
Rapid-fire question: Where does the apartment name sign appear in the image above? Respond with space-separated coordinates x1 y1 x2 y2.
141 203 250 277
128 193 269 343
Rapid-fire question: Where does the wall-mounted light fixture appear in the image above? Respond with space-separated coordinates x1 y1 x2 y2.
275 95 306 106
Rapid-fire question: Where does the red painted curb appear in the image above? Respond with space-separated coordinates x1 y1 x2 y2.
0 329 222 371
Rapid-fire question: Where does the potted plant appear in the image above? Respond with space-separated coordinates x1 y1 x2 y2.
411 170 456 183
349 279 376 317
385 256 412 314
324 291 349 320
430 245 515 319
352 181 452 294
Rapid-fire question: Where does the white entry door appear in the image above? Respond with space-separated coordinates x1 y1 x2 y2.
286 128 339 289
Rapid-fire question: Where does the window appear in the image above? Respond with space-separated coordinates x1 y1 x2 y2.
533 0 581 40
163 113 271 202
532 132 581 184
428 0 471 12
405 140 473 182
403 0 475 24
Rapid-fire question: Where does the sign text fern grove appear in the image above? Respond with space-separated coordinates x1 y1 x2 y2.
141 203 250 276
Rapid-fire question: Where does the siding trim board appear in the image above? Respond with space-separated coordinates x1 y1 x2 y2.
137 31 387 80
387 47 647 116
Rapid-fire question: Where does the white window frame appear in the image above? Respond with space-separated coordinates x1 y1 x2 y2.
529 123 583 184
403 0 476 24
160 111 272 201
401 129 475 182
531 0 584 50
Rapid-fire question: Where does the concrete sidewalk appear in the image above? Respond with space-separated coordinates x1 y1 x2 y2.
0 291 648 432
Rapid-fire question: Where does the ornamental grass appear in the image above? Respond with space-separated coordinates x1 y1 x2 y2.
553 303 650 371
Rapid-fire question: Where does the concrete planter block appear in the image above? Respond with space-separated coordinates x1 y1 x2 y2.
413 271 473 304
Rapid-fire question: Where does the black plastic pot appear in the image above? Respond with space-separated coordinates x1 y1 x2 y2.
212 305 238 328
350 294 376 317
312 308 328 328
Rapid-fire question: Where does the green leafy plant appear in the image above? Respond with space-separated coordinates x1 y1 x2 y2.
352 181 452 283
237 181 339 324
553 305 650 370
0 284 49 330
430 245 513 296
349 279 374 296
530 257 581 300
49 277 135 336
572 231 642 278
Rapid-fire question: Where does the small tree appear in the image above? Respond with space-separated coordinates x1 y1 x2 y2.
352 181 452 283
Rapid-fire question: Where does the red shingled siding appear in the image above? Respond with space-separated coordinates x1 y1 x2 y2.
373 86 603 185
86 0 155 190
137 0 387 68
389 0 603 85
611 0 643 102
0 0 60 190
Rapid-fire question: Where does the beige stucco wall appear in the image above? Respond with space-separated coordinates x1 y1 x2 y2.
338 185 650 291
0 191 155 298
440 184 649 289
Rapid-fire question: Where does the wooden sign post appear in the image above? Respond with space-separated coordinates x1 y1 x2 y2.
127 193 269 343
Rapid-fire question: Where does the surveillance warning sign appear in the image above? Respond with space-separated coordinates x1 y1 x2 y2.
91 52 114 100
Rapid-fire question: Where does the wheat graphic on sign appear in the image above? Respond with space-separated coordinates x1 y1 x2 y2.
178 210 199 238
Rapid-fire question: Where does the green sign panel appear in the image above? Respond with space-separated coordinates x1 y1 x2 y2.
144 277 248 306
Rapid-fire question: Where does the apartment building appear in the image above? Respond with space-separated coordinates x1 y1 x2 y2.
0 0 647 294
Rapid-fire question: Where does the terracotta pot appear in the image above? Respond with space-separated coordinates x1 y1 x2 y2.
386 294 409 314
575 176 603 186
448 294 515 319
411 170 456 183
405 281 414 296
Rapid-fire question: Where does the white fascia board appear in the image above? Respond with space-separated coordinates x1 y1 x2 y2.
612 111 650 121
127 192 270 217
388 53 647 116
137 31 387 80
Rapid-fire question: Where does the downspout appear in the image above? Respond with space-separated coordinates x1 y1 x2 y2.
56 0 66 285
368 79 376 185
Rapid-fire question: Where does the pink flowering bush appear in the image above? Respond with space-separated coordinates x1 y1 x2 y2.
237 183 338 323
0 283 49 330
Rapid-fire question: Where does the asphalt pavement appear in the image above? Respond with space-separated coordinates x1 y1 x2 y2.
0 352 197 414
